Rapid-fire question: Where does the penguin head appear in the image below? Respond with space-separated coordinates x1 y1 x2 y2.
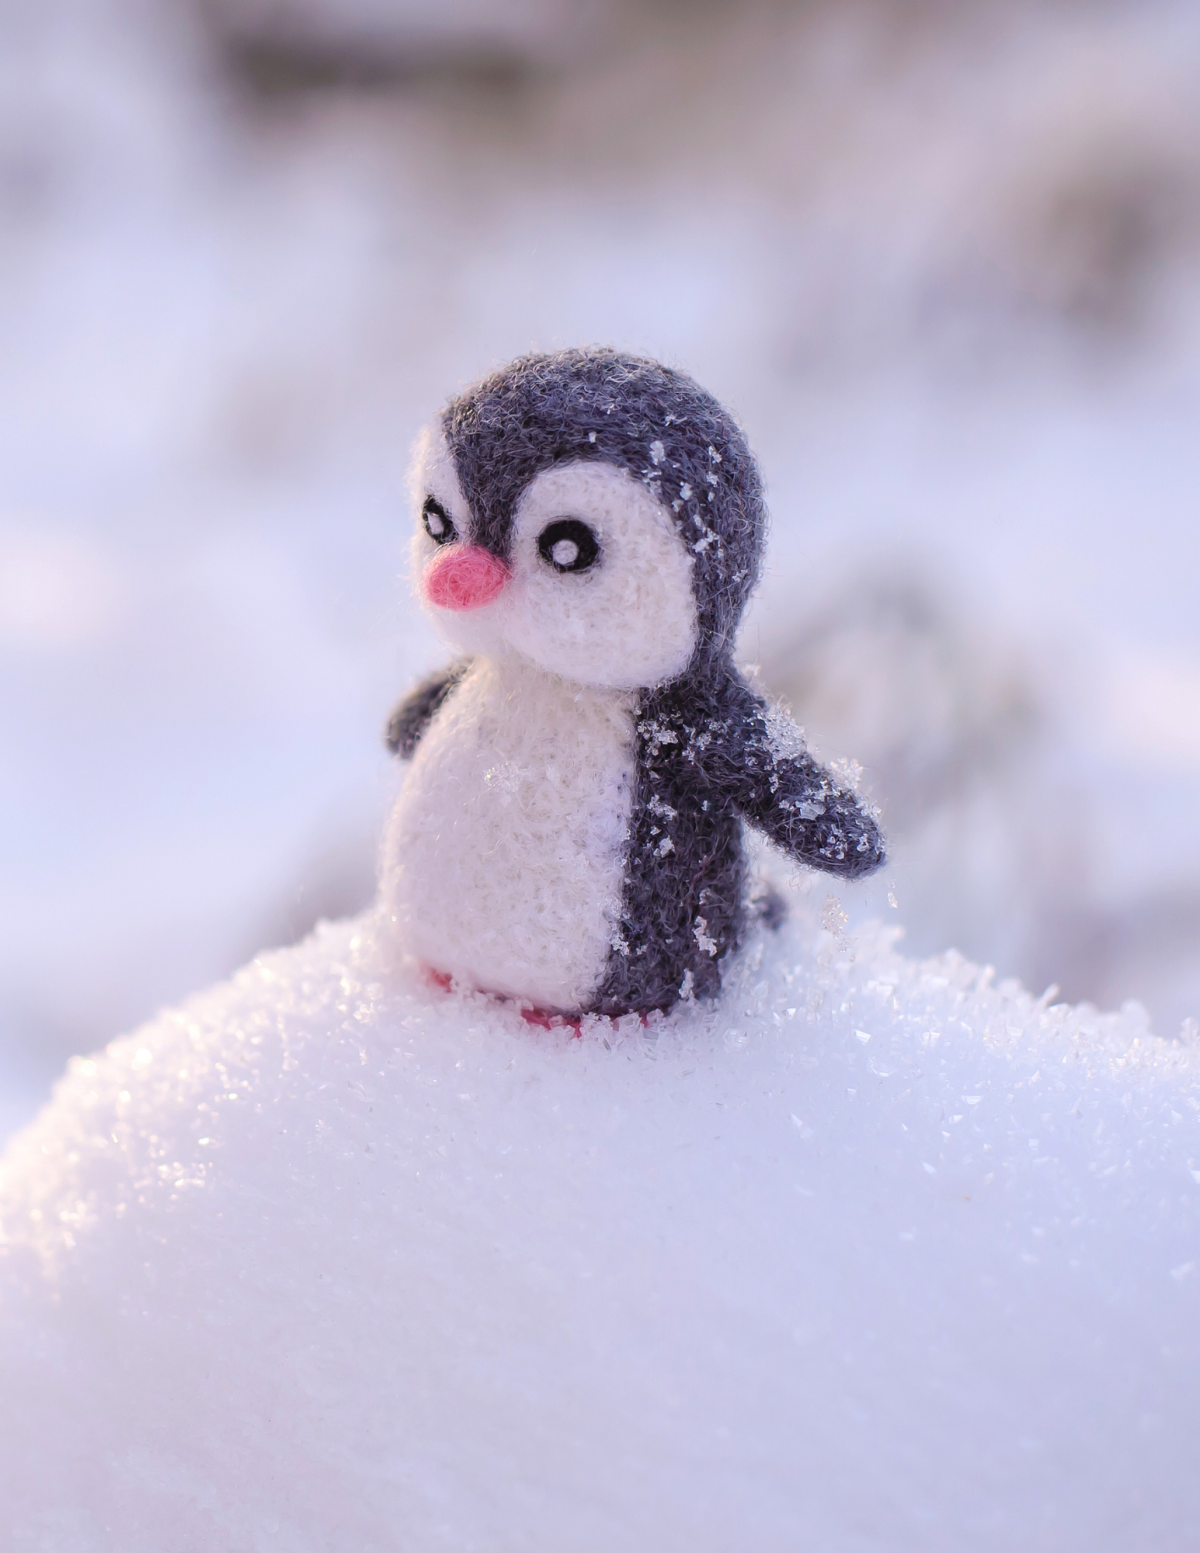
407 348 766 691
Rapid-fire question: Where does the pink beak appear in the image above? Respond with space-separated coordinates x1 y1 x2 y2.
422 544 510 611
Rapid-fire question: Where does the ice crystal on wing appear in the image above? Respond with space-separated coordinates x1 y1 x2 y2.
762 699 808 762
826 755 864 794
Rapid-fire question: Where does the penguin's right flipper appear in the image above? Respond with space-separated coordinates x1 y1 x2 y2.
385 660 471 758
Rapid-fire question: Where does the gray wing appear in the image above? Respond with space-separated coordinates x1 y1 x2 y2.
698 672 886 880
385 660 471 759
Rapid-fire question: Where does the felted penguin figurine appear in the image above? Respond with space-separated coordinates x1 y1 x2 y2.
381 348 885 1019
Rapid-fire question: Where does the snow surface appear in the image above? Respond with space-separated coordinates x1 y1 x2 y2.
2 893 1198 1550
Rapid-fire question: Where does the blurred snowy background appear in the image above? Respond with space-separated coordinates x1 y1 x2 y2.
3 0 1200 1139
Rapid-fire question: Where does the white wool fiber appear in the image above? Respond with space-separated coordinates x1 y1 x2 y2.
1 898 1198 1551
382 654 635 1010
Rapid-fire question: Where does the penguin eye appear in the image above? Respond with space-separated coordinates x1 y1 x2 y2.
537 518 599 574
422 496 457 546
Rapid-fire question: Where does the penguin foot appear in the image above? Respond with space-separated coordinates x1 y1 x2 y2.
519 1007 583 1037
422 963 655 1036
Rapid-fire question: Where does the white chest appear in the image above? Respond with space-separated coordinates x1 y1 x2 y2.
381 657 637 1011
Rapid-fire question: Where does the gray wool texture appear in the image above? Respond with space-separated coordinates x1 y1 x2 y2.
389 347 886 1017
441 348 763 668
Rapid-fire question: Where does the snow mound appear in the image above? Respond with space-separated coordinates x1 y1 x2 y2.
1 902 1198 1551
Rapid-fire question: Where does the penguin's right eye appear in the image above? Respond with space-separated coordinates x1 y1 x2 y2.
422 496 458 546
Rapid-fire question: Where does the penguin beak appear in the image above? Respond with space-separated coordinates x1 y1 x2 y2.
422 544 511 611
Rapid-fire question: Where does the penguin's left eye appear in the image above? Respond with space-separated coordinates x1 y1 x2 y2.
537 518 599 574
422 496 458 546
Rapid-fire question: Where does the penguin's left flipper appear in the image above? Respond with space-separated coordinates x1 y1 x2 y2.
702 678 886 881
742 749 886 879
385 659 471 759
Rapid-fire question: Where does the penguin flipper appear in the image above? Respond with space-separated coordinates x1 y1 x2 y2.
750 750 886 880
702 674 886 881
385 660 471 759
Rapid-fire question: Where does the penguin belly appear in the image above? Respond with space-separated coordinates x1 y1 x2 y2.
383 656 637 1012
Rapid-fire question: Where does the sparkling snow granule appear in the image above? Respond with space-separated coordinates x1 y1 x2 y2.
0 897 1197 1550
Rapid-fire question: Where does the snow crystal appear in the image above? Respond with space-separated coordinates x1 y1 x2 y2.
1 896 1198 1549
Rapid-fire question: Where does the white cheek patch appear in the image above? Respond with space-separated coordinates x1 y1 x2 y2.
407 425 506 659
501 461 698 691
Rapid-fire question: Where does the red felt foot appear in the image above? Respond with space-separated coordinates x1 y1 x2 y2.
519 1006 583 1037
422 966 649 1037
521 1007 652 1034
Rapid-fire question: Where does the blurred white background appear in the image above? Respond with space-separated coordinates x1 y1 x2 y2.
3 0 1200 1136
